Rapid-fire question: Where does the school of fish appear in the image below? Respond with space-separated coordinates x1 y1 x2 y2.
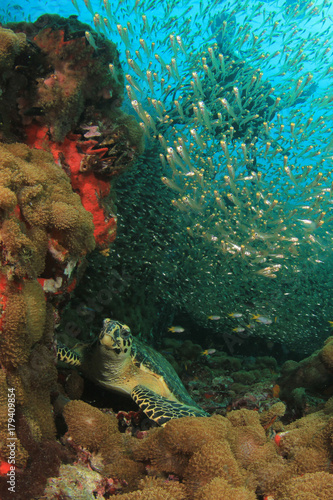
18 0 333 353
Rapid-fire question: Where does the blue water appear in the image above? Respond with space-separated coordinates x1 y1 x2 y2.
2 0 333 355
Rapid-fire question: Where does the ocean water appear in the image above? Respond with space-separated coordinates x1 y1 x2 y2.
2 3 333 499
2 0 333 359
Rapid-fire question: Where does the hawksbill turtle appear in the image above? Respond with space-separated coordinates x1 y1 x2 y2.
57 318 208 426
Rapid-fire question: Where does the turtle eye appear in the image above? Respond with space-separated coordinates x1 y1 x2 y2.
120 327 131 340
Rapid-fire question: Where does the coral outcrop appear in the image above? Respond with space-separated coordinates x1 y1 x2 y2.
41 396 331 499
278 336 333 416
1 1 333 498
0 27 26 72
0 142 96 498
0 143 95 283
0 15 146 497
62 400 145 490
5 14 124 142
0 16 144 249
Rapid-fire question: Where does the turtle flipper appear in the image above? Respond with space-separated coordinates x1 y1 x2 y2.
57 341 81 367
131 385 208 426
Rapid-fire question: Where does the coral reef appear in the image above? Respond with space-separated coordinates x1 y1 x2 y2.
43 463 124 499
72 0 333 356
276 472 333 500
0 142 95 282
119 477 187 500
0 16 146 494
0 27 28 141
0 16 145 495
0 27 26 73
41 395 333 499
278 337 333 417
0 142 95 498
1 0 333 497
0 16 144 249
62 400 145 491
52 330 333 499
6 14 124 142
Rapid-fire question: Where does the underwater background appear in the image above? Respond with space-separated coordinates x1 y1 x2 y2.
0 0 333 498
2 0 333 357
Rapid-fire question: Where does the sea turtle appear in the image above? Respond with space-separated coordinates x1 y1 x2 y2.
57 318 208 426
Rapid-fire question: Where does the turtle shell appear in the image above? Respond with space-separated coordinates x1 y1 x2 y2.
131 337 202 410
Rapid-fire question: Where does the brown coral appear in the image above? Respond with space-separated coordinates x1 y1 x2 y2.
320 336 333 372
6 15 124 142
63 400 145 490
260 401 286 429
183 440 245 496
0 369 29 469
0 142 95 366
288 446 330 475
45 395 333 500
63 400 122 453
276 472 333 500
194 477 257 500
0 141 96 497
120 477 187 499
0 143 95 282
162 414 231 454
0 27 26 73
132 415 233 479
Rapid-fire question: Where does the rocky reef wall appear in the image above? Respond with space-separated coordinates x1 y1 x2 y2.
0 15 143 498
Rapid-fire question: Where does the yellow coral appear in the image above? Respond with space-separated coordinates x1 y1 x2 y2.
0 369 29 468
132 415 233 479
22 280 46 344
118 477 186 499
227 408 263 428
276 472 333 500
0 141 97 471
319 337 333 372
228 426 267 468
289 446 330 475
104 456 146 492
260 402 286 429
1 283 29 368
162 414 231 454
57 404 333 499
0 27 26 72
0 186 17 210
63 400 121 453
63 400 146 490
1 279 46 368
194 477 257 500
183 441 245 496
0 142 95 279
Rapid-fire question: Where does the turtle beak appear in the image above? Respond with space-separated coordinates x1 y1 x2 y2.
99 319 131 352
99 319 116 348
99 332 115 349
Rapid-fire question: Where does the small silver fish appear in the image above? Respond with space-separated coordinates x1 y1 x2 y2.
168 326 185 333
252 315 273 325
202 349 216 356
232 327 246 333
85 31 98 51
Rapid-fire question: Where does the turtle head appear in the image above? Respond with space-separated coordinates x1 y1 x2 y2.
99 319 132 359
